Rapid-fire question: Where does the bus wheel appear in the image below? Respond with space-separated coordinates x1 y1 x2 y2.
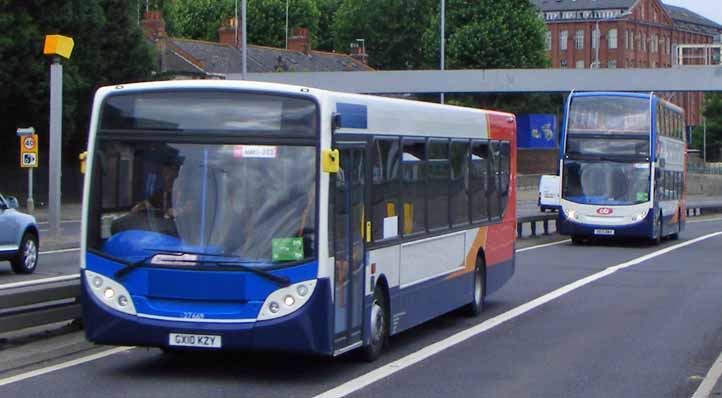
571 236 583 245
465 256 486 317
362 287 388 362
654 217 663 245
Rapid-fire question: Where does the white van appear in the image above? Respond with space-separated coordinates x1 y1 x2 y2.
537 175 560 212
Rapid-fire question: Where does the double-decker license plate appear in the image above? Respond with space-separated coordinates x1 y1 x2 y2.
169 333 222 348
594 229 615 236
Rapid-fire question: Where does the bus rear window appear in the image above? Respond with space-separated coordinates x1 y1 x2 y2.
100 91 317 135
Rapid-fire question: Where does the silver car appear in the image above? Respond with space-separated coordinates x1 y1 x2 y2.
0 193 39 274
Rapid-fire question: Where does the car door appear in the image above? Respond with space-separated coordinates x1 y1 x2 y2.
0 194 16 250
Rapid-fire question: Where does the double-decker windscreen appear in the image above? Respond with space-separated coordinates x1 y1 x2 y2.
87 91 318 267
563 95 651 206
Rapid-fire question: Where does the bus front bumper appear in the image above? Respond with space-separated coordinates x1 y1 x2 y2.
81 277 334 356
558 211 655 239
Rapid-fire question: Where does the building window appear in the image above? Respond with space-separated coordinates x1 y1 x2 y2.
576 60 585 69
625 30 629 49
608 59 617 68
560 30 568 51
545 31 552 51
592 29 599 49
575 30 585 49
608 29 618 49
642 33 646 52
651 34 658 53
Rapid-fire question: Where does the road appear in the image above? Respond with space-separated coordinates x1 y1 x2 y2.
1 216 720 397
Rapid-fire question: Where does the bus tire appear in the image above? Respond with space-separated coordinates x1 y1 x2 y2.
362 287 388 362
654 216 663 245
571 236 583 245
465 256 486 317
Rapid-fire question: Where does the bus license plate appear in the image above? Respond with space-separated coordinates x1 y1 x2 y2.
594 229 615 236
169 333 222 348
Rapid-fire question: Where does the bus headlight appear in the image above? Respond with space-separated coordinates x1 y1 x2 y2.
631 210 649 222
85 270 137 316
565 209 579 221
258 280 317 321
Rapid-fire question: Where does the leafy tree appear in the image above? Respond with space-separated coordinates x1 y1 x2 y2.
0 0 154 173
166 0 320 48
690 93 722 161
315 0 340 52
333 0 435 70
423 0 547 70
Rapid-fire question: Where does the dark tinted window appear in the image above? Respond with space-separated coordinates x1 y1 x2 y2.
402 140 426 235
489 141 501 219
101 91 317 135
470 141 490 223
450 140 470 226
427 139 450 230
371 138 401 241
499 142 511 216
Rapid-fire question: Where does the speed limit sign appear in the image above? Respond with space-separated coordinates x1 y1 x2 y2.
19 134 38 168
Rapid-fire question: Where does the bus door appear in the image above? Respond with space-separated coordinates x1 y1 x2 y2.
332 142 367 353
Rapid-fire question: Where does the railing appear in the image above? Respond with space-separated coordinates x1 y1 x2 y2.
2 201 721 335
0 276 81 334
688 163 722 175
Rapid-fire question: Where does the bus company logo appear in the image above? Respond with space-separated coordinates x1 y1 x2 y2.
596 207 614 215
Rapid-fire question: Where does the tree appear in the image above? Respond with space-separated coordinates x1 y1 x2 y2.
423 0 547 70
315 0 340 52
0 0 155 173
166 0 320 49
333 0 435 70
692 93 722 161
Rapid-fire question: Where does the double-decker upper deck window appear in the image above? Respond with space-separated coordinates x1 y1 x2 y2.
100 91 317 136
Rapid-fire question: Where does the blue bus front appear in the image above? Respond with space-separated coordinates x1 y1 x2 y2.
82 86 333 354
558 93 657 240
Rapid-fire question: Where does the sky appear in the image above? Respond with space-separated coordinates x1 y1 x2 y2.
663 0 722 26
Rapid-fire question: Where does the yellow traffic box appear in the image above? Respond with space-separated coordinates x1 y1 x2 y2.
43 35 74 59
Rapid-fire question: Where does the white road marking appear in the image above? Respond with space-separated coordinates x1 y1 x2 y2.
37 220 81 225
0 274 80 290
692 348 722 398
40 248 80 255
0 347 133 387
688 217 722 224
2 231 720 389
314 231 722 398
516 239 570 253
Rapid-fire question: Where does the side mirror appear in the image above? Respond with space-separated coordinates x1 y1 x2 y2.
7 196 20 209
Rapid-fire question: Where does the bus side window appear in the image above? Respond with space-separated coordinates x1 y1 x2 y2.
371 138 401 242
401 139 426 235
470 141 490 223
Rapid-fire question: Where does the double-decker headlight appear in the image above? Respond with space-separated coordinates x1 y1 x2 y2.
631 210 649 222
85 270 137 315
565 209 579 221
258 280 317 321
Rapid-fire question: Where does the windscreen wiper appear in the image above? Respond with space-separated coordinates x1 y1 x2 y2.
114 253 158 279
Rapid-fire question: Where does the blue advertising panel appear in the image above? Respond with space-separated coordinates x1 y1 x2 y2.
517 114 557 148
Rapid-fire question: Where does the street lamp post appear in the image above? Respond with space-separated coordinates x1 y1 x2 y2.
285 0 289 49
440 0 445 104
242 0 247 79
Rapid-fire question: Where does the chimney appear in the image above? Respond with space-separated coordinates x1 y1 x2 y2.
350 41 368 65
140 11 166 41
218 17 242 48
288 28 311 55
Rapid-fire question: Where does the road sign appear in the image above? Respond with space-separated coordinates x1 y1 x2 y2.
20 134 38 168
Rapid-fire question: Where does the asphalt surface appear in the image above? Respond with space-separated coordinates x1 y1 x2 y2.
1 217 720 397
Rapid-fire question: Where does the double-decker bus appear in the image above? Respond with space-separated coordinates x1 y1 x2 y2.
81 80 516 359
558 92 687 244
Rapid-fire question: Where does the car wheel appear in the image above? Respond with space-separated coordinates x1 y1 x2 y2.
11 232 38 274
571 236 584 245
361 287 388 362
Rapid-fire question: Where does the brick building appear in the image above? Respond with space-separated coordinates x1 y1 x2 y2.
533 0 722 127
